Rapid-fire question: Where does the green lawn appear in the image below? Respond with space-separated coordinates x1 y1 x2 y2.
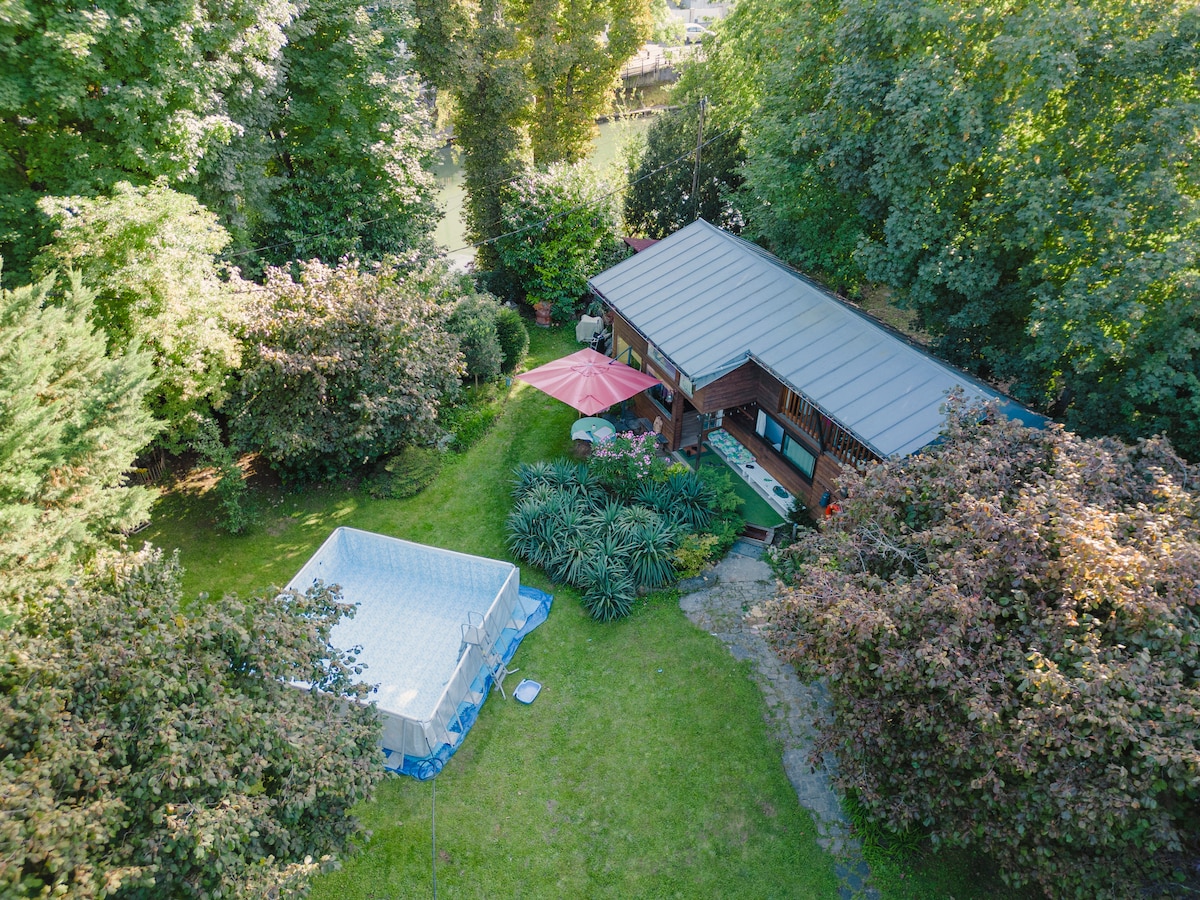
691 448 785 528
142 322 1015 899
143 323 837 898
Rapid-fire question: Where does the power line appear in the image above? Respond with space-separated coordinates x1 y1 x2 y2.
691 96 708 222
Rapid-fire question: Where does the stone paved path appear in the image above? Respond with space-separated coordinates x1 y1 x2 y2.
678 540 880 900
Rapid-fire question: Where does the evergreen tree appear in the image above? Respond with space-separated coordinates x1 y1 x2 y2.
0 272 159 608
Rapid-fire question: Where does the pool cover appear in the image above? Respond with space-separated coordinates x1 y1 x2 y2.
285 527 552 779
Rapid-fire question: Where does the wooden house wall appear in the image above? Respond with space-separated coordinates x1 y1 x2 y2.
612 317 684 447
609 311 856 514
689 361 759 412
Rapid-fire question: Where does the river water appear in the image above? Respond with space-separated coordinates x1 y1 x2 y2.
431 116 655 267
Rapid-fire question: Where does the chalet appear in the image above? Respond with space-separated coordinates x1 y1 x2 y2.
587 220 1041 514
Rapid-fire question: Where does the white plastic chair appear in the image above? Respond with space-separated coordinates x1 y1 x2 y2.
576 315 603 343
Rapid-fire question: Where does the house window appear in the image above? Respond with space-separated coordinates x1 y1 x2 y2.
779 388 878 470
645 342 676 381
781 433 817 480
614 336 642 370
758 409 816 479
648 377 675 415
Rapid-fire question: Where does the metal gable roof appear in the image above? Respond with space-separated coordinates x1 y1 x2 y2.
589 220 1030 459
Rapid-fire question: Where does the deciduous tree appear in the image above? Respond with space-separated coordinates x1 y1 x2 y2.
258 0 440 266
623 97 745 239
231 258 464 482
768 402 1200 898
413 0 650 266
35 183 243 443
522 0 651 165
492 162 620 321
0 547 382 899
0 0 295 279
740 0 1200 456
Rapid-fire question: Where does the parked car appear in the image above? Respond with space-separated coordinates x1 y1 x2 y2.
684 23 715 43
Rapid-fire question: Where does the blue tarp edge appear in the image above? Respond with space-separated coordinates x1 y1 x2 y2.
385 585 553 780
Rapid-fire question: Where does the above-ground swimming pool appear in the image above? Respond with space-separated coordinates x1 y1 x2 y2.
286 527 551 779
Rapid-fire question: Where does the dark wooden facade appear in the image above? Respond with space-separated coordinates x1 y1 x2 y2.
610 313 877 514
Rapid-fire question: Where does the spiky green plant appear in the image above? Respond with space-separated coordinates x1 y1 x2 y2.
592 529 634 559
627 518 679 590
586 498 626 533
518 481 557 507
579 553 635 622
615 504 663 540
506 498 557 568
512 460 554 498
573 464 609 509
634 479 672 515
662 471 715 531
548 527 595 586
548 457 583 488
549 501 590 553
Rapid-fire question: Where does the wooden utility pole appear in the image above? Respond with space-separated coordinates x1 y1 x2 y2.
691 96 707 222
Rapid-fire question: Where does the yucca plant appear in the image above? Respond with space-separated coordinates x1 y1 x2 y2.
574 462 605 495
548 457 583 488
573 463 609 510
586 498 626 533
579 553 635 622
591 529 634 560
505 498 557 569
614 504 663 542
547 527 595 586
634 479 672 515
517 481 557 508
512 460 555 498
549 501 589 547
661 471 716 531
627 518 679 590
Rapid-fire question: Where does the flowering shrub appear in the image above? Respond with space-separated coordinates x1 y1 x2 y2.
589 431 667 497
767 402 1200 898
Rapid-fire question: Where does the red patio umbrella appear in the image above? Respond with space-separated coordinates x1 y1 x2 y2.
516 348 661 416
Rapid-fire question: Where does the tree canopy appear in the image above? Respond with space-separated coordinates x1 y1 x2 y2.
1 547 382 899
0 0 295 279
623 97 745 240
768 403 1200 898
256 0 440 266
34 183 243 442
492 162 621 321
521 0 651 165
412 0 650 265
231 258 464 482
717 0 1200 458
0 272 159 608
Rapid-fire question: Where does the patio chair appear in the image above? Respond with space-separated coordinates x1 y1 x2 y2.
576 315 603 343
652 416 671 455
588 329 611 355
